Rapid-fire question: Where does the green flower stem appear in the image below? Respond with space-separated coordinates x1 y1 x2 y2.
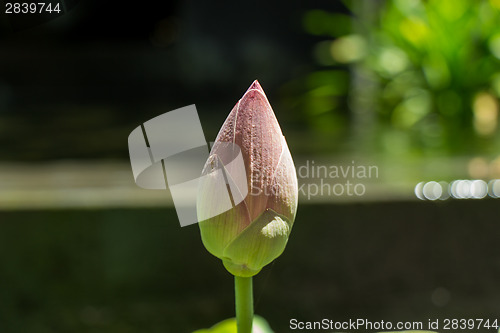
235 276 253 333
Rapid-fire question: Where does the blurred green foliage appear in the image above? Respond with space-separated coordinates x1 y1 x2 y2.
292 0 500 157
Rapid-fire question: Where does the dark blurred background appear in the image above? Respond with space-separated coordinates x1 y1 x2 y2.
0 0 346 161
1 0 500 332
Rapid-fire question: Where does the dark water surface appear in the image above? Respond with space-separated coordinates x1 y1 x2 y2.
0 200 499 332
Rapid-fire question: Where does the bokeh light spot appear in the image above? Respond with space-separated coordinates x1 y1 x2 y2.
423 181 442 200
330 35 367 63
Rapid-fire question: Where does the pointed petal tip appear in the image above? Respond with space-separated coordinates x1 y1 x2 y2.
247 80 264 93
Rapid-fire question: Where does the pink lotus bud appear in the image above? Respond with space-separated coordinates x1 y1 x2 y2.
197 80 298 277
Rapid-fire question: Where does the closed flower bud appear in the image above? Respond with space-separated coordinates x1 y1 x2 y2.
197 80 298 277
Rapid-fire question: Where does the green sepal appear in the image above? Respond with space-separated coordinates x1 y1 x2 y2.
222 208 291 277
199 201 250 260
197 153 251 260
